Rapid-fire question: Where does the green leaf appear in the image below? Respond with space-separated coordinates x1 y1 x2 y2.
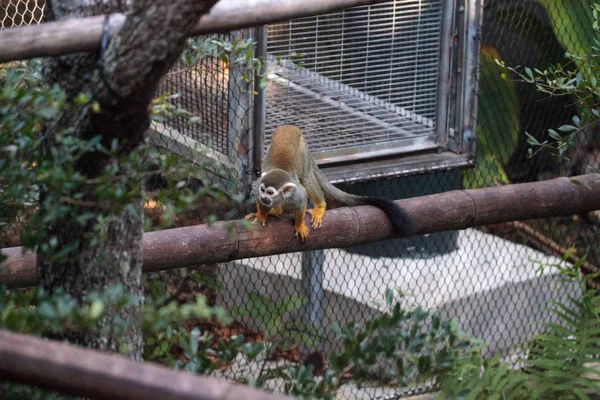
241 342 264 360
384 288 394 308
37 107 59 119
220 53 229 65
557 124 577 132
524 67 534 82
88 300 104 320
547 129 561 141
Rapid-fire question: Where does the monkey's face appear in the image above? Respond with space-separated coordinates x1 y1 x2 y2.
258 183 278 206
257 182 296 207
257 169 298 208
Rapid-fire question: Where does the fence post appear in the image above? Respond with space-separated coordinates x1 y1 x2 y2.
251 25 267 179
227 30 252 180
301 249 325 338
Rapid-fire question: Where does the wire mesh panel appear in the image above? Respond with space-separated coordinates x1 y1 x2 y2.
154 31 254 179
264 0 444 164
158 57 231 156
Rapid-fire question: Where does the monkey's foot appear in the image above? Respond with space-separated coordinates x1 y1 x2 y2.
244 212 268 226
306 208 325 229
294 224 310 242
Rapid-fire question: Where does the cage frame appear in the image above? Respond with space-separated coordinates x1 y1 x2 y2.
251 0 483 183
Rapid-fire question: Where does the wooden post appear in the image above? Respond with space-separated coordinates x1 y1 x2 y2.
0 0 388 63
0 329 288 400
1 174 599 289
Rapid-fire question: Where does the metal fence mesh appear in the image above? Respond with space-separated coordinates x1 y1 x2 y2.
265 0 441 163
159 57 231 155
2 0 600 399
0 0 43 26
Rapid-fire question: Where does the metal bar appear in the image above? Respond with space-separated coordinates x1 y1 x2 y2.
460 0 483 155
251 25 267 177
322 151 474 184
302 250 325 332
226 30 250 174
265 0 445 164
313 139 438 166
149 123 231 167
0 0 391 63
434 0 456 149
449 0 466 154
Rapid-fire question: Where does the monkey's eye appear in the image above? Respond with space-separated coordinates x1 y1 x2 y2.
259 185 265 193
266 189 276 196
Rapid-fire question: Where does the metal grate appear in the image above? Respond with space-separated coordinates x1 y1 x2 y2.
265 0 443 163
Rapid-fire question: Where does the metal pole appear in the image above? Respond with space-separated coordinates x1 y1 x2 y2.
460 0 483 155
301 249 325 331
227 31 246 170
252 25 267 178
434 0 456 150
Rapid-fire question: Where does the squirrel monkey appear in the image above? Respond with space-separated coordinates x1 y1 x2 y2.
245 125 412 242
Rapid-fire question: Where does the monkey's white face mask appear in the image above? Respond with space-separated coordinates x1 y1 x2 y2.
257 182 297 207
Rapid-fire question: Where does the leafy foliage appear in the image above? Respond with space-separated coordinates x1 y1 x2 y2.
252 289 478 400
464 46 519 189
232 291 321 347
0 59 246 261
497 2 600 167
0 52 249 394
182 36 268 92
0 284 133 336
141 279 255 374
436 257 600 400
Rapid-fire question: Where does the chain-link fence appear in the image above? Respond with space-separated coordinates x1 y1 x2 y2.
2 0 600 399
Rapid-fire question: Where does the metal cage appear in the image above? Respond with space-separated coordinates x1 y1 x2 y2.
254 0 482 182
144 0 483 185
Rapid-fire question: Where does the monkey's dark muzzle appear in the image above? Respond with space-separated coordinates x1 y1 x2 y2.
259 196 272 206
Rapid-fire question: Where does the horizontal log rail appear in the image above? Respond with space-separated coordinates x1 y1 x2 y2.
0 329 288 400
0 0 387 63
2 174 599 289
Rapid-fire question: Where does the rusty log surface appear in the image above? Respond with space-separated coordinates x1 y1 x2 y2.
0 329 288 400
1 174 599 289
0 0 387 63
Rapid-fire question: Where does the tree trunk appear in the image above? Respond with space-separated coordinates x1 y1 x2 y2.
38 0 217 360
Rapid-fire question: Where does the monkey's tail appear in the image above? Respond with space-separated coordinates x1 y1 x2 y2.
310 158 413 235
358 196 413 236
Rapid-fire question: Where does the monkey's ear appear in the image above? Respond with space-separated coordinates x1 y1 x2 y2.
281 182 297 197
260 172 267 178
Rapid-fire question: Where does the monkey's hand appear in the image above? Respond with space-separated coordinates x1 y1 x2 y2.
245 212 268 226
306 207 325 229
294 223 310 242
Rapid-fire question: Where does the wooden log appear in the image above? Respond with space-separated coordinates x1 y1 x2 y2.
1 174 599 289
0 329 288 400
0 0 386 63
